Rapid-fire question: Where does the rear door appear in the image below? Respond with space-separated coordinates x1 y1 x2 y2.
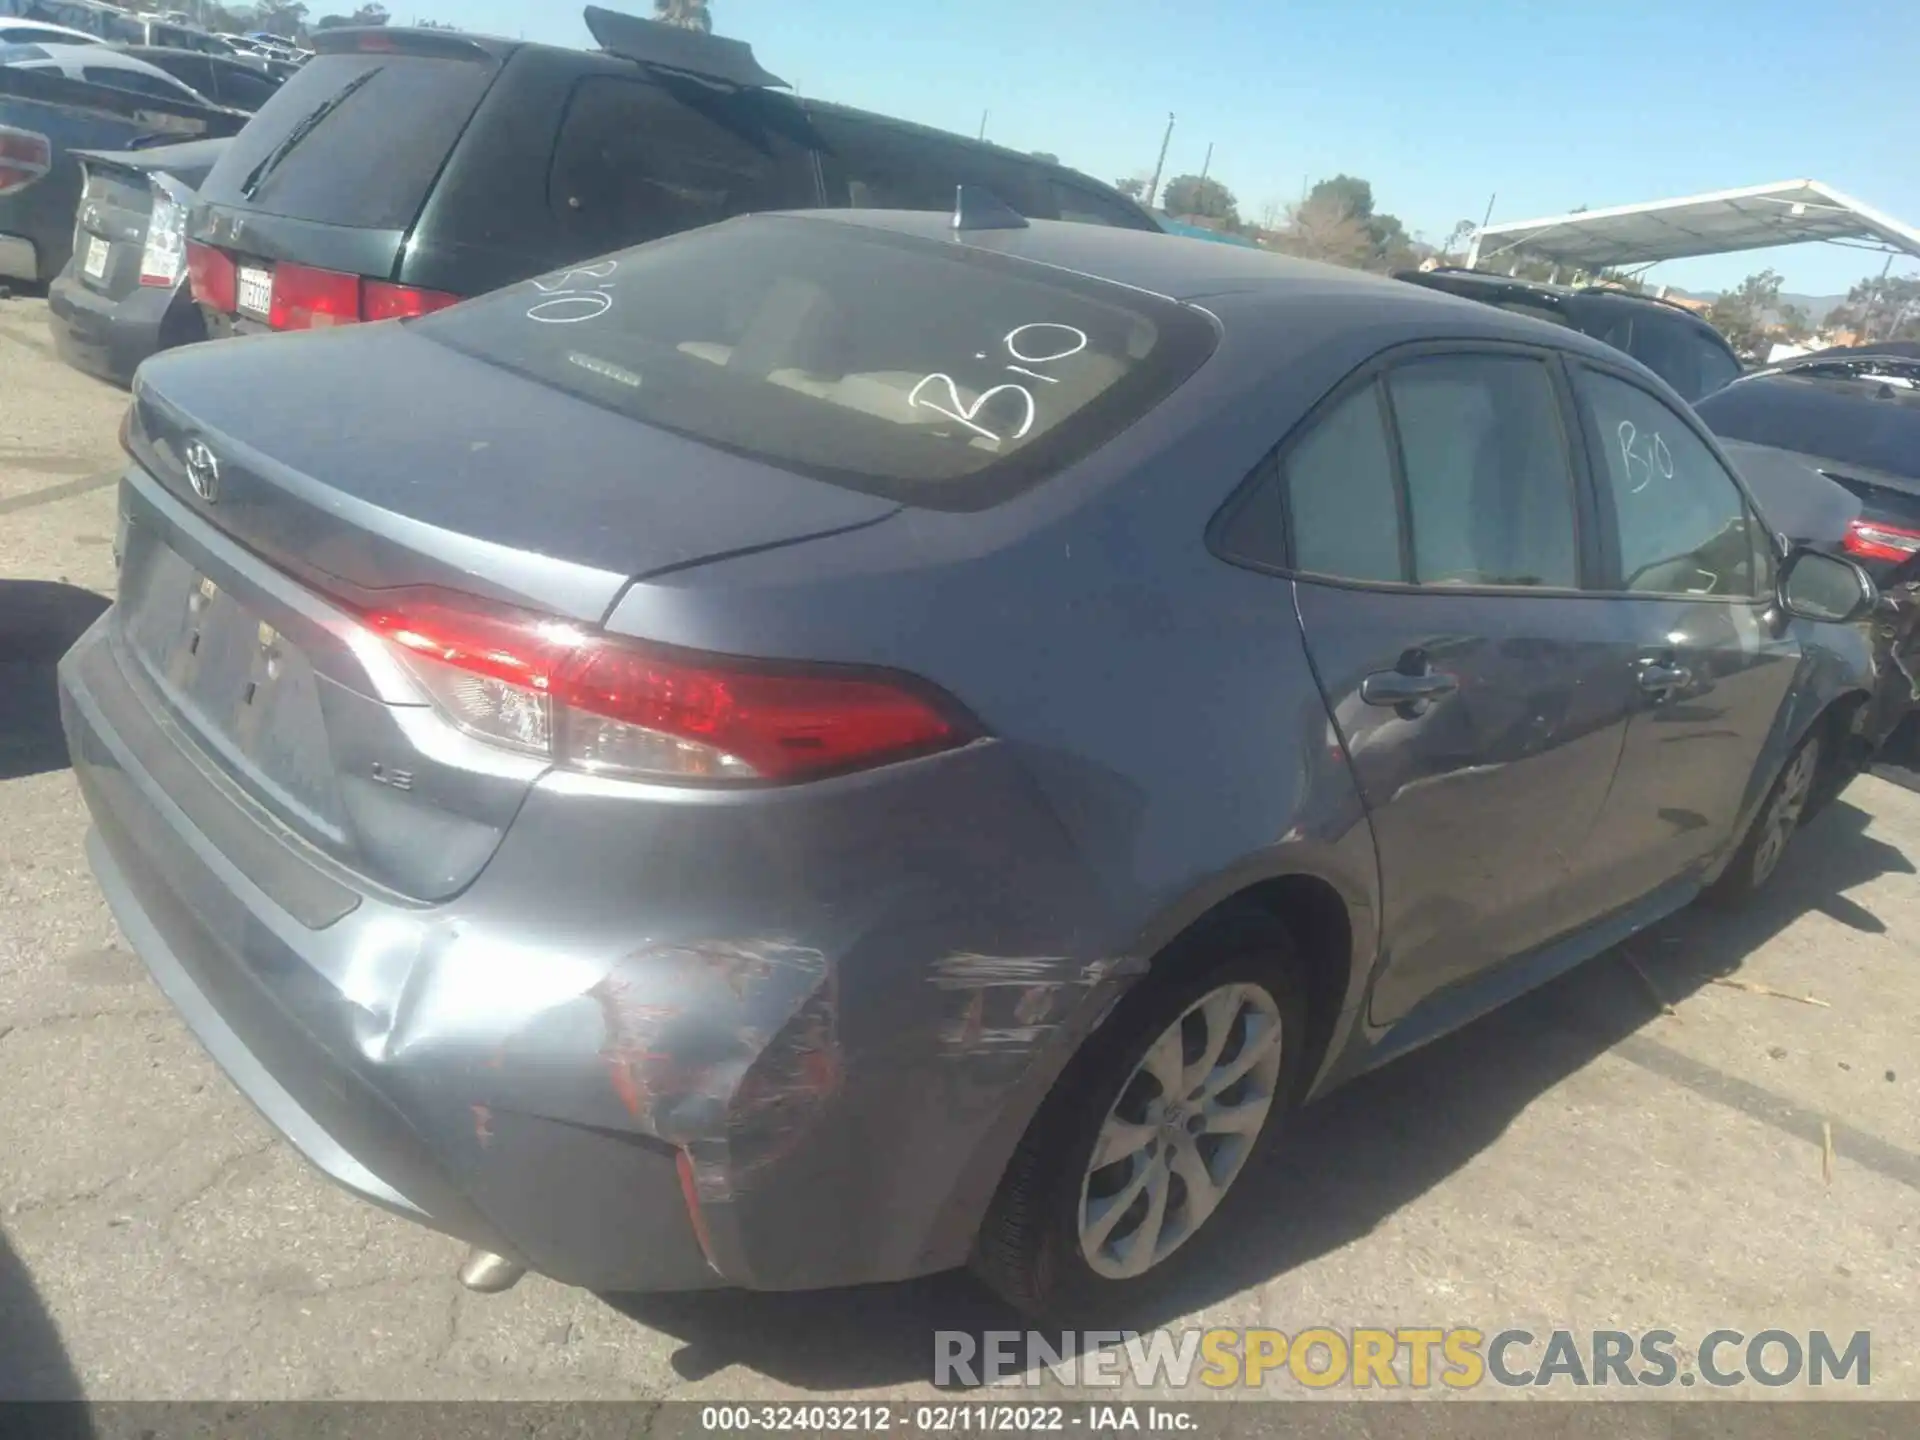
1570 363 1801 901
1232 345 1640 1024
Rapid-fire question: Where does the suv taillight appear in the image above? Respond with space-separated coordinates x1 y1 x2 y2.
187 241 235 311
358 589 975 784
187 248 458 328
140 179 190 289
1844 518 1920 565
0 125 51 196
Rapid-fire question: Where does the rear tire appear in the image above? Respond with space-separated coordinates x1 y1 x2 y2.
970 911 1308 1324
1706 731 1821 906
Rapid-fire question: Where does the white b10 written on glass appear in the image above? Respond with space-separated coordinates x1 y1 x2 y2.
909 323 1093 446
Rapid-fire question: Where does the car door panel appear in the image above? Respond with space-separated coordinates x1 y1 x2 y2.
1295 583 1638 1024
1250 351 1641 1027
1572 365 1804 898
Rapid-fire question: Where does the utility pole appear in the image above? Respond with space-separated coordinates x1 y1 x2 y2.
1144 112 1175 212
1862 250 1895 343
978 110 988 142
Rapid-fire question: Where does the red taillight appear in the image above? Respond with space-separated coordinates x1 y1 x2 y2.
187 242 235 312
186 249 458 328
0 125 51 196
1844 517 1920 565
269 260 361 331
357 589 972 784
362 279 460 321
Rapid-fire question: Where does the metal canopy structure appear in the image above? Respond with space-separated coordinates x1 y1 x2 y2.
1467 180 1920 272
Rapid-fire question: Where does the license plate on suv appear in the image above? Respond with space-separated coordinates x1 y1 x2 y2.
83 236 110 280
237 265 274 318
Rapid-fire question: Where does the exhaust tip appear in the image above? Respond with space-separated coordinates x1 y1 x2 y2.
458 1247 527 1294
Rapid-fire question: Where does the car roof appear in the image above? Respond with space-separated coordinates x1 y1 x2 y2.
774 210 1651 365
19 41 179 77
0 18 98 42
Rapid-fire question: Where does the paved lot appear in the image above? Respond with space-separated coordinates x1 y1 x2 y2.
2 292 1917 1404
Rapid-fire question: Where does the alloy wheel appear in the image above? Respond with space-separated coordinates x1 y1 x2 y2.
1752 740 1819 886
1076 982 1283 1280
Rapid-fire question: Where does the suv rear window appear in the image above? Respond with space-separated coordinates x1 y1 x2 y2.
201 50 497 229
1566 302 1739 402
418 215 1216 510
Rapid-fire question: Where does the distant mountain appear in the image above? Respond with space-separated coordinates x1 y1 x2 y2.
1664 287 1847 324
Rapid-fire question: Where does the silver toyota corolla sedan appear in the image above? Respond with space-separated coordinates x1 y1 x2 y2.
60 207 1882 1320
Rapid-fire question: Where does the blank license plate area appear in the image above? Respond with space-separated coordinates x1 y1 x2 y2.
237 264 273 317
117 535 340 824
83 236 110 280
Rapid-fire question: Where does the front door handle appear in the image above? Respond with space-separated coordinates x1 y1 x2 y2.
1637 662 1692 696
1361 666 1459 717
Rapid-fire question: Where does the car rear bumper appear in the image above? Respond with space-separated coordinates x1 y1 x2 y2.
59 603 1122 1293
49 267 205 387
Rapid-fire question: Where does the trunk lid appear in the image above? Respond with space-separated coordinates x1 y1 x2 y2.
116 320 899 902
71 137 227 298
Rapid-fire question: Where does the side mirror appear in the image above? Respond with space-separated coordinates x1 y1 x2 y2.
1778 546 1877 625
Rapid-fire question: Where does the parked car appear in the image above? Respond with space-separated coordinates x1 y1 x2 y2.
1695 348 1920 582
0 56 244 284
1393 266 1744 403
0 16 98 44
111 43 281 111
183 9 1156 337
1696 347 1920 767
46 134 225 382
0 0 134 42
62 209 1884 1321
117 15 231 55
1 41 216 107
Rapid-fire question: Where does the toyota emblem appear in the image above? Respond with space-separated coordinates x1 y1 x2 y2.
184 440 221 502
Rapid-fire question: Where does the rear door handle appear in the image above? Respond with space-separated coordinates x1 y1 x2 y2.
1637 662 1692 696
1361 668 1459 715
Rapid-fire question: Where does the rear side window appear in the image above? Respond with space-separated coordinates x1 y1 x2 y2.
82 65 190 100
1050 178 1150 230
813 110 1051 220
1573 304 1738 402
217 63 279 111
1389 356 1579 587
201 52 496 228
1263 353 1580 588
547 75 818 254
417 215 1216 510
1282 384 1403 583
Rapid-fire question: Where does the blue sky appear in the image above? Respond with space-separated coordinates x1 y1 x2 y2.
406 0 1920 298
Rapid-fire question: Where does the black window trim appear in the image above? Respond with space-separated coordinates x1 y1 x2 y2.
1565 356 1781 605
1208 337 1602 599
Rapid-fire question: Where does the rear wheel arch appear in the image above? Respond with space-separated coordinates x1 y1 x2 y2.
1138 873 1356 1094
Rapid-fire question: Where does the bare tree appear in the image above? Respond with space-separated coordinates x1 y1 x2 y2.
1272 194 1373 269
653 0 713 32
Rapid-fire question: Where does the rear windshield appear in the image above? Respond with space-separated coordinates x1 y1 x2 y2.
416 216 1216 510
201 50 496 229
1697 369 1920 482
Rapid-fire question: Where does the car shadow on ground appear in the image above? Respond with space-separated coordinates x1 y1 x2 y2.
604 796 1913 1391
0 1226 87 1417
0 580 108 781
